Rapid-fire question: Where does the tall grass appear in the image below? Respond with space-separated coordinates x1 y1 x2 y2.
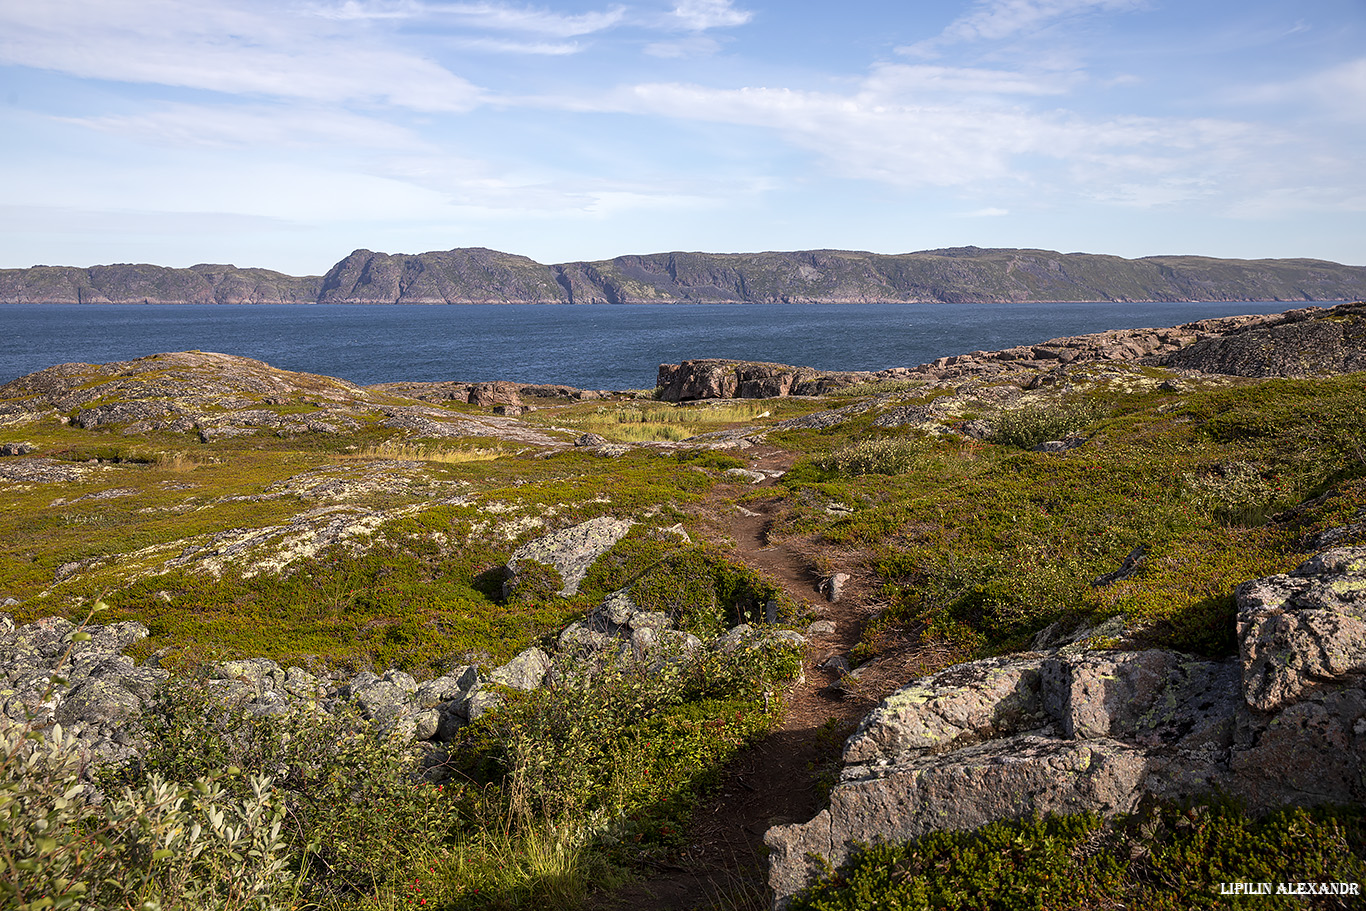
574 402 772 443
344 442 508 463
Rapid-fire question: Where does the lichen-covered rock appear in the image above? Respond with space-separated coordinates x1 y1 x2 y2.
504 516 633 597
1236 547 1366 712
767 736 1149 903
765 547 1366 906
489 647 551 691
842 656 1048 764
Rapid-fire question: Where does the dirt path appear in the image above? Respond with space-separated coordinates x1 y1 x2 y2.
588 444 919 910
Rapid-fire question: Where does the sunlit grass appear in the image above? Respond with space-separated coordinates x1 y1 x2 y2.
344 442 510 463
571 401 773 442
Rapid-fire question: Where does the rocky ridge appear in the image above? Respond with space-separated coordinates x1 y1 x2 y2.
5 247 1364 305
0 350 570 446
765 547 1366 905
0 517 803 776
655 302 1366 403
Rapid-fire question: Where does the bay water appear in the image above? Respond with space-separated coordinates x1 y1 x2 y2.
0 300 1317 390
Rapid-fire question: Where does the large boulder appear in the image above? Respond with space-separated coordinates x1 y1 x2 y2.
766 548 1366 907
504 516 633 598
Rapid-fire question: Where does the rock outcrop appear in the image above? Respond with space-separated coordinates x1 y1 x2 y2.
766 547 1366 906
656 359 914 402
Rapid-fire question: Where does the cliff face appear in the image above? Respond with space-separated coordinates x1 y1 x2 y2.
4 246 1365 304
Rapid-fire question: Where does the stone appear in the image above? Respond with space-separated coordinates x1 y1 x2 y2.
504 516 633 597
807 620 837 636
467 381 522 408
765 547 1366 905
767 736 1148 905
465 688 503 722
489 647 551 691
1236 547 1366 712
822 572 851 603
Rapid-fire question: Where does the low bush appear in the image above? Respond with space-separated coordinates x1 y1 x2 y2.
789 801 1366 911
814 437 926 476
2 720 292 911
991 398 1106 450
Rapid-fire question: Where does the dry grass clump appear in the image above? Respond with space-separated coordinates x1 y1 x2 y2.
346 442 508 463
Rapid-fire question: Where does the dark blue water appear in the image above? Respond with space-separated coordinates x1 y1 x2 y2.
0 301 1316 390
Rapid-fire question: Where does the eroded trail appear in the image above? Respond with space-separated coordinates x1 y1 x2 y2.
590 444 927 909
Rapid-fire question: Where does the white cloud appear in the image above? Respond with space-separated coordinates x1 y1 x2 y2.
0 0 482 111
312 1 628 36
61 104 428 150
1234 57 1366 123
936 0 1142 44
863 63 1078 98
669 0 752 31
554 67 1313 214
645 35 721 58
451 36 584 54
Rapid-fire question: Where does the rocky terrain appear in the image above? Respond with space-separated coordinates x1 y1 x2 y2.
4 246 1365 304
5 300 1366 911
766 546 1366 904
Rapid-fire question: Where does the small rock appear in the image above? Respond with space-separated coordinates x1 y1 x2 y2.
822 572 851 603
807 620 837 636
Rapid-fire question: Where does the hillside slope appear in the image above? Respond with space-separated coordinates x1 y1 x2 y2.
3 247 1364 304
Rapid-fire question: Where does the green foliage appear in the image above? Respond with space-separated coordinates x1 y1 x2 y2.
503 558 565 603
773 373 1366 658
453 644 794 835
990 398 1107 450
104 682 459 904
789 802 1366 911
1 721 292 911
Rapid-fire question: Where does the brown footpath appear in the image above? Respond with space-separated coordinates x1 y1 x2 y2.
588 445 963 910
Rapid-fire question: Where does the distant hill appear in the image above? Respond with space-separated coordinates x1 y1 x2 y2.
4 246 1364 304
0 263 322 304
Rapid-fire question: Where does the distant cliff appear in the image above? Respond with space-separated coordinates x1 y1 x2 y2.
4 246 1364 304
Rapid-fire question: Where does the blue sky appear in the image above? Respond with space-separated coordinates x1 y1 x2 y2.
1 0 1363 274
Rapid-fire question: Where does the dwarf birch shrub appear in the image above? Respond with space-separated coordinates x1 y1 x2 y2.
0 721 291 911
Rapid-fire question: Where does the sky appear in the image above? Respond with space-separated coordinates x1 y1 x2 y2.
1 0 1364 275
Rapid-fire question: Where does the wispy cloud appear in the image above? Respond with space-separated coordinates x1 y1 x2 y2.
668 0 753 31
310 0 627 36
60 104 427 151
937 0 1142 44
0 0 482 110
645 34 721 58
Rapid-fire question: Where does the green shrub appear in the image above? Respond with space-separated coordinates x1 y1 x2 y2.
788 802 1366 911
1 722 292 911
106 681 460 904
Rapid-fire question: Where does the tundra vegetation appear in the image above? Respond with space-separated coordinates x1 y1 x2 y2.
2 344 1365 910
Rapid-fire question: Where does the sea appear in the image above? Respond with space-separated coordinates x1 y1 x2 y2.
0 300 1324 390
